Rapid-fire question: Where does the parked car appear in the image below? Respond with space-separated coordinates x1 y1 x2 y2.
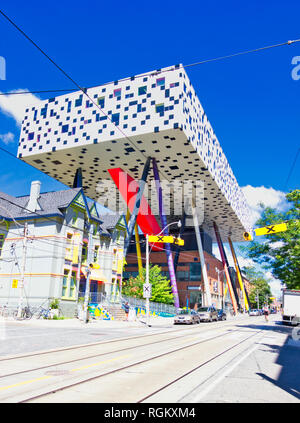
217 309 227 321
174 309 200 325
197 306 218 322
249 309 260 316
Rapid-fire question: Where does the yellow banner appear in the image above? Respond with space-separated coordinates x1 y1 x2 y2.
148 235 174 243
255 223 287 236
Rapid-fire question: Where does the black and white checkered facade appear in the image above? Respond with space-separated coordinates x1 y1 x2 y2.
18 65 251 241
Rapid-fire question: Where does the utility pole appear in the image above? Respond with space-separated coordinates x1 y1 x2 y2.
257 289 260 310
83 222 94 324
17 222 28 318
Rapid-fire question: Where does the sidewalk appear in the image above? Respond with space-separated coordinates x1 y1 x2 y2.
6 312 250 328
5 315 176 329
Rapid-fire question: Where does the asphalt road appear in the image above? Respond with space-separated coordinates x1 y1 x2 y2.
0 314 299 403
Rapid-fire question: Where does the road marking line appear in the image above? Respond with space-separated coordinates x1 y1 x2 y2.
0 354 131 392
70 354 131 372
0 375 52 391
192 340 262 402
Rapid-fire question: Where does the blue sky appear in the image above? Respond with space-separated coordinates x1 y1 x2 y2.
0 0 299 200
0 0 298 297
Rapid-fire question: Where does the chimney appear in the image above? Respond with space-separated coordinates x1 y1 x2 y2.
27 180 41 212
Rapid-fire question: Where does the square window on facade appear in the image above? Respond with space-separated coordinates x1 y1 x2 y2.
97 96 105 108
75 96 82 107
155 104 164 114
138 86 147 95
156 77 165 86
114 88 121 97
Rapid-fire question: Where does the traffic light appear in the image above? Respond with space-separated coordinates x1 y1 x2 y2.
174 237 184 246
243 231 253 241
89 262 100 269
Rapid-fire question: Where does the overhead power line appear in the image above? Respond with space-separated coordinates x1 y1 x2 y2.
1 38 300 98
0 89 76 96
0 9 171 180
1 8 299 171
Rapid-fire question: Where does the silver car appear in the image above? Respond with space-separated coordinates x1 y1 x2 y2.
198 306 218 322
249 309 260 316
174 309 200 325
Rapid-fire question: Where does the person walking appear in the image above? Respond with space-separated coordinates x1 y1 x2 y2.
123 301 130 321
263 304 269 322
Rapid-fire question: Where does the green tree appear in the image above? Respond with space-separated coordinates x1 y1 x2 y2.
242 189 300 289
242 267 272 308
122 265 174 305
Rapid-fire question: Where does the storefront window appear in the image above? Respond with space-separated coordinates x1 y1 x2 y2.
189 262 201 281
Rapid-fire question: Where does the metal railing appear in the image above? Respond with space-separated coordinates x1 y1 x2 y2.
77 291 177 316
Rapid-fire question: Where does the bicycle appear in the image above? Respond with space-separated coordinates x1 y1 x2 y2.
0 305 9 318
34 306 51 319
13 306 33 320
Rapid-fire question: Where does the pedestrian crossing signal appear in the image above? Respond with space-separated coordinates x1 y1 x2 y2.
243 232 253 241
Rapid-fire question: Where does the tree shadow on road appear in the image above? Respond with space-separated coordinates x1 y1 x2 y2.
236 319 300 401
236 319 294 336
256 337 300 401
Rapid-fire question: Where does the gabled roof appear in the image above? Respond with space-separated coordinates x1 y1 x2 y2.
98 213 125 235
0 188 82 220
0 186 126 237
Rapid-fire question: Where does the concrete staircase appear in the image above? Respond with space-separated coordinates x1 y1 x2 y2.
104 305 126 321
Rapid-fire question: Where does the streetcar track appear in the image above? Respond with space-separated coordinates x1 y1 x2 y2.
137 329 264 403
0 318 247 363
16 326 249 403
0 318 242 366
0 325 238 379
0 319 220 362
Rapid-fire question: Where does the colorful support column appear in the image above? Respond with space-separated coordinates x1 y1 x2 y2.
108 167 162 250
123 157 151 257
125 209 143 275
135 224 143 276
152 158 180 308
213 222 238 314
228 237 250 312
191 198 212 306
73 167 82 188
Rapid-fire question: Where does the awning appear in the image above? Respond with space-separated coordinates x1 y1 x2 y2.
80 266 107 282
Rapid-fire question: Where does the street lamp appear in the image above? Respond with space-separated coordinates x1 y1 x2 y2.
145 220 182 326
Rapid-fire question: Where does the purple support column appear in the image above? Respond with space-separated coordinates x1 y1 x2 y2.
152 158 180 308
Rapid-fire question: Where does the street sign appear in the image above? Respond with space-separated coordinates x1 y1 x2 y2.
148 235 174 243
143 283 152 298
12 279 18 288
254 223 287 236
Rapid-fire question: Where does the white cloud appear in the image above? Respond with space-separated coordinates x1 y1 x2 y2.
0 89 42 125
0 132 14 144
266 271 282 298
241 185 288 227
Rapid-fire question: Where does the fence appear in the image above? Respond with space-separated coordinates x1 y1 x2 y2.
78 291 177 316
